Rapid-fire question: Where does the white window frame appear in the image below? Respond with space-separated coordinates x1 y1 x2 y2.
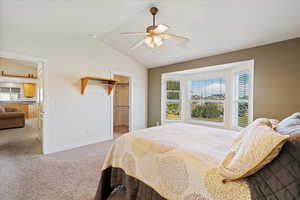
186 73 227 127
0 87 21 101
161 60 254 129
161 77 184 124
231 67 254 129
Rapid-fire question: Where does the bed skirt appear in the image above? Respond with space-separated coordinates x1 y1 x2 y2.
95 167 165 200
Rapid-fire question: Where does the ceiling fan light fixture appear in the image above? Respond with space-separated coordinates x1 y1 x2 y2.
144 35 163 48
154 39 163 47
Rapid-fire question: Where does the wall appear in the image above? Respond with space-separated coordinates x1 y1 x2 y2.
0 57 37 77
0 34 147 154
148 38 300 127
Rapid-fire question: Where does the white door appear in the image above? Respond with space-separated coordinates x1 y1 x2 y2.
37 62 45 144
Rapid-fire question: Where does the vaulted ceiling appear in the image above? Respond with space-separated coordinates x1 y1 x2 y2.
1 0 300 68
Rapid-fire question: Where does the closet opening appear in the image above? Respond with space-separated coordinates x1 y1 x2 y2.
113 74 131 137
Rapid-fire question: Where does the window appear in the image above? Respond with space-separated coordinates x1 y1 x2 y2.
233 72 250 128
0 87 21 101
161 60 253 129
190 78 225 123
165 80 181 120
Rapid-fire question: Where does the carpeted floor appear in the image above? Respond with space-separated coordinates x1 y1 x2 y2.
0 121 117 200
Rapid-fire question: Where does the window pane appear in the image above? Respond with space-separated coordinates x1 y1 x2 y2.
0 87 10 93
10 93 20 100
191 102 224 122
238 102 249 127
167 91 180 100
167 80 180 91
166 103 181 120
0 93 11 100
10 88 21 100
191 78 225 100
11 88 20 93
238 73 249 100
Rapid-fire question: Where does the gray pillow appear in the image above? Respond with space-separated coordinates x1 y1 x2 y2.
275 112 300 141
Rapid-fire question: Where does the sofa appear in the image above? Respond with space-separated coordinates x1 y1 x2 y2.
0 106 25 130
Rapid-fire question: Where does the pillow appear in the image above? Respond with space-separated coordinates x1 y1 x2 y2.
275 112 300 136
220 122 289 181
0 106 5 113
232 118 274 144
270 119 280 128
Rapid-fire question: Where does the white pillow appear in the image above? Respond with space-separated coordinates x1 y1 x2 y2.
220 121 289 181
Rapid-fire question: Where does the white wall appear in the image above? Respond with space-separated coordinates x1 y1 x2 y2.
0 33 147 154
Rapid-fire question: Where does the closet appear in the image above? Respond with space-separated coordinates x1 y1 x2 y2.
113 75 130 134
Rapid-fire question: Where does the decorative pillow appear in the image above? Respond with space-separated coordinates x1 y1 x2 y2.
232 118 274 144
270 119 280 128
0 106 5 113
220 122 289 181
275 112 300 136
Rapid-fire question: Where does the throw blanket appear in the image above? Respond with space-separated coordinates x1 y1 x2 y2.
96 123 251 200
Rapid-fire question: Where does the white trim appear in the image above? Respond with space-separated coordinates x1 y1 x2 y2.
161 76 184 125
110 71 133 137
187 119 225 127
0 51 49 154
231 61 254 129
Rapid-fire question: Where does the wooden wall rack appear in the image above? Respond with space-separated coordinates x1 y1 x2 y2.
80 76 117 95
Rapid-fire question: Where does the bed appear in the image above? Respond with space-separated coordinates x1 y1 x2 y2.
95 123 300 200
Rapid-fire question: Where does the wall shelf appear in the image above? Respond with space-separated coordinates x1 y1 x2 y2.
80 76 117 95
1 71 37 79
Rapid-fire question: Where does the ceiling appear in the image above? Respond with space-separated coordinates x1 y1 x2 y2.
1 0 300 68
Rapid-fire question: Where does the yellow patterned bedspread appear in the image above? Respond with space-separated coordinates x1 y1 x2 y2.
102 123 251 200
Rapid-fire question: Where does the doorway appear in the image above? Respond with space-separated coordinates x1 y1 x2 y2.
113 74 130 136
0 52 48 154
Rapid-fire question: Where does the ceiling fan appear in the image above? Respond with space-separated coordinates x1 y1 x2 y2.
121 7 189 50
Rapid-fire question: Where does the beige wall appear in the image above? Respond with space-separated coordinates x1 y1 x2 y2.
148 38 300 127
0 57 37 76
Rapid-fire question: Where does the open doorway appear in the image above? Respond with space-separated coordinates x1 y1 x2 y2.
0 55 46 155
113 74 130 137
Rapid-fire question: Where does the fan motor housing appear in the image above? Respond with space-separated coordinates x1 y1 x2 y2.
146 25 157 33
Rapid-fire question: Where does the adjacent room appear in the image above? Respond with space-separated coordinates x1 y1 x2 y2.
0 57 43 154
0 0 299 200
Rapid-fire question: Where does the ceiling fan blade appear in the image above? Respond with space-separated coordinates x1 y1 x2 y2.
121 32 149 36
130 39 146 50
161 33 189 41
154 24 169 33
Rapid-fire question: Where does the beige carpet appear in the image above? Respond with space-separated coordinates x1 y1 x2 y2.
0 121 116 200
